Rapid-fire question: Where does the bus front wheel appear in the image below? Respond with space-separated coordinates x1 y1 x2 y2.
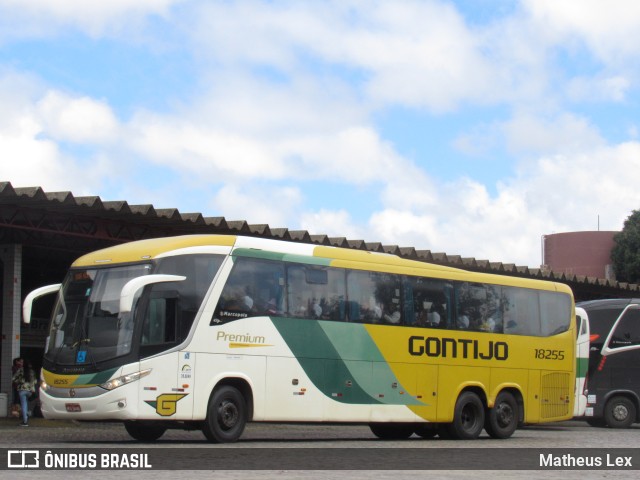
446 391 485 440
202 385 247 443
124 421 166 442
485 391 519 439
604 396 636 429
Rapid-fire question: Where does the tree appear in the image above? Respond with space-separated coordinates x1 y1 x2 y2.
611 210 640 284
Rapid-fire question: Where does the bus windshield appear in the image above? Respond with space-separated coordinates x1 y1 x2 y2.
44 264 152 365
44 253 226 366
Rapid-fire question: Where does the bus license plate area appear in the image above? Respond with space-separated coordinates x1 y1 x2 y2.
65 403 81 412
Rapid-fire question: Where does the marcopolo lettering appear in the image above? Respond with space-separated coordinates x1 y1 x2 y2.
408 335 509 361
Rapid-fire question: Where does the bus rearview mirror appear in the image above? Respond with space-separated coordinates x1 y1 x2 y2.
119 274 186 314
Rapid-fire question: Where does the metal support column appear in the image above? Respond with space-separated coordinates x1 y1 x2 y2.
1 244 22 414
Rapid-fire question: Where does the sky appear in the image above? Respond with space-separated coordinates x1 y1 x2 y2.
1 0 640 268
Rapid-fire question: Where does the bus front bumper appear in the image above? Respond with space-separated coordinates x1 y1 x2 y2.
39 384 138 421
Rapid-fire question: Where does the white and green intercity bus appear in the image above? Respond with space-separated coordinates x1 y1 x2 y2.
24 235 578 442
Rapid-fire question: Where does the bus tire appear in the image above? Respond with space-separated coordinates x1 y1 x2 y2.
604 396 636 429
446 391 485 440
124 421 166 442
202 385 247 443
414 424 439 439
485 391 518 439
585 417 607 427
369 423 414 439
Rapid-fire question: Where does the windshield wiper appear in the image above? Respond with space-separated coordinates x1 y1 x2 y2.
72 338 91 348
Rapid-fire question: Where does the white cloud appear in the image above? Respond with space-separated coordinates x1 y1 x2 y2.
367 140 640 266
0 0 181 38
524 0 640 64
332 1 497 111
3 0 640 271
125 70 416 187
299 209 365 240
0 72 117 194
212 183 303 227
127 114 285 181
0 113 66 186
188 1 509 112
37 92 119 144
501 112 604 155
567 75 631 103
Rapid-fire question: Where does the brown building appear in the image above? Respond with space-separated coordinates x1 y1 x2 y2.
543 231 617 280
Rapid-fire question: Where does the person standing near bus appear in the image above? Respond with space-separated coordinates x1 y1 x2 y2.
12 358 36 426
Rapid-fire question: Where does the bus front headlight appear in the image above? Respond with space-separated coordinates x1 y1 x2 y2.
100 369 151 391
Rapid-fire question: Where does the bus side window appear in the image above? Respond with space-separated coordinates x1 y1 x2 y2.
584 307 623 351
409 277 449 329
155 253 223 333
285 264 346 321
215 258 285 322
539 291 571 336
455 283 502 332
141 293 178 346
502 286 540 336
346 270 402 324
346 270 380 323
609 308 640 348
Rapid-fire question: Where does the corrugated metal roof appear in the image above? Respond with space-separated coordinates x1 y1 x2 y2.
1 181 637 294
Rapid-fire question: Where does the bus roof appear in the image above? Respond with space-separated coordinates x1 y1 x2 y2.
71 234 569 294
72 235 237 266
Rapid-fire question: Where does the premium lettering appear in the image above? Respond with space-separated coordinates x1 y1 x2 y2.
216 331 266 344
408 335 509 360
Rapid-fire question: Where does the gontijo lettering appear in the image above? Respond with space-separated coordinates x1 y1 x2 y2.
408 335 509 360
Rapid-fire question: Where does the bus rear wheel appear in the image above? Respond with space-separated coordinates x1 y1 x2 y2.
202 385 247 443
124 421 167 442
485 391 518 439
369 423 414 439
446 391 485 440
604 396 636 429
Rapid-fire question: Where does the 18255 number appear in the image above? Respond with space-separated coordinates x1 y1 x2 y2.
534 349 565 360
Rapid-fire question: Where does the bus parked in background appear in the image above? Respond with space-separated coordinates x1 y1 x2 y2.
24 235 577 442
574 307 590 417
577 299 640 428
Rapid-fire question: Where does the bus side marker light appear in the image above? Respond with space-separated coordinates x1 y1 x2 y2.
597 357 607 372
